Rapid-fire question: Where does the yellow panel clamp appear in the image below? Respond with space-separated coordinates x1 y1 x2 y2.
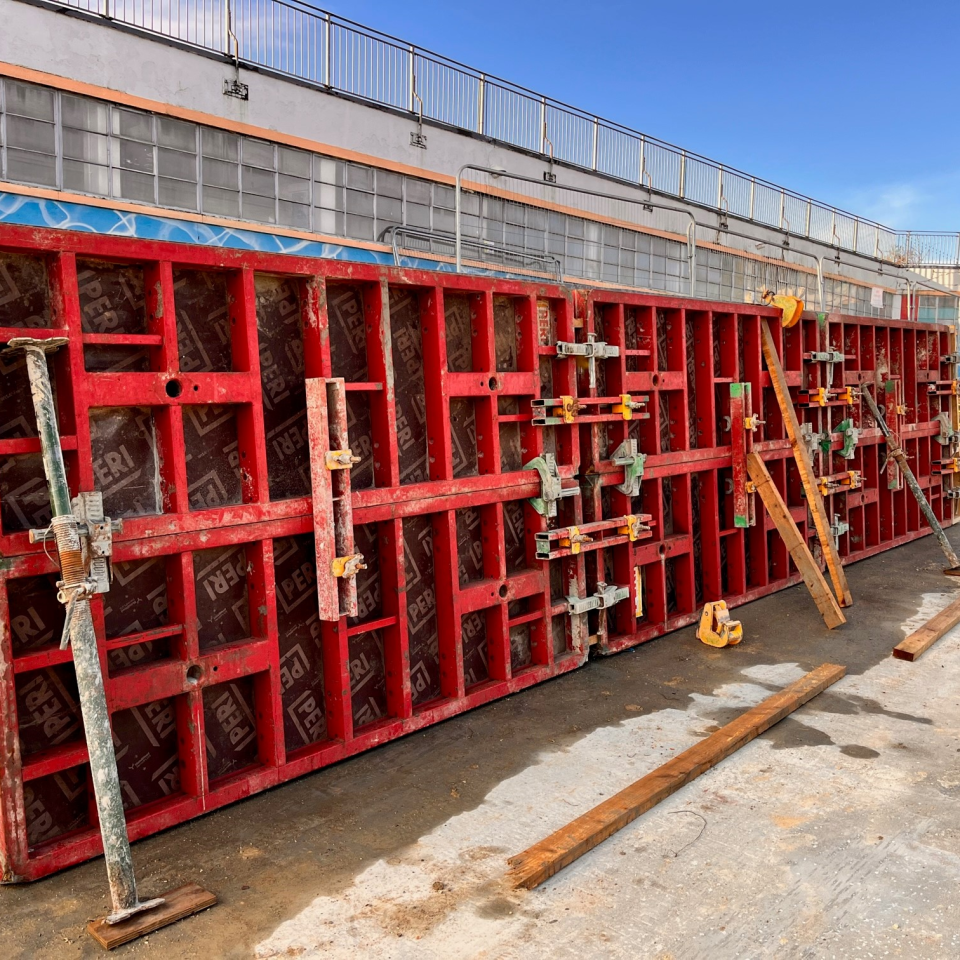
696 600 743 648
761 291 804 329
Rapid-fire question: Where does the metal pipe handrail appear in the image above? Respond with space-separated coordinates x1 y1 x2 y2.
455 164 698 296
37 0 960 268
379 224 563 281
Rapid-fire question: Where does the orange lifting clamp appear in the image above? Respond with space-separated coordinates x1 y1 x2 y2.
696 600 743 648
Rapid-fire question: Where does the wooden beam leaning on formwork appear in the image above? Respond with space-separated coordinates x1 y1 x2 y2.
893 594 960 662
506 663 846 890
759 319 853 608
746 453 846 629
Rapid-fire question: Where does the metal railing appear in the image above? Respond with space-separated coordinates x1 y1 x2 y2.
38 0 960 267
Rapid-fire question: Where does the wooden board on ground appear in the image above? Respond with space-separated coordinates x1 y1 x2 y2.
893 595 960 662
506 663 846 890
87 884 217 950
746 452 846 629
759 318 853 608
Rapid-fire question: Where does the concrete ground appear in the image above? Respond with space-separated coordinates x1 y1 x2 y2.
3 531 960 960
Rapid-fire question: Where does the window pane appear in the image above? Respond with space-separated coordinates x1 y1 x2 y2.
63 159 109 195
113 108 153 143
375 195 401 224
202 185 240 217
5 80 54 121
241 138 274 169
114 169 155 203
345 189 373 217
6 116 55 154
315 183 340 210
202 157 238 190
405 178 431 205
242 165 275 198
6 149 57 186
316 208 342 235
62 95 108 134
158 148 197 182
345 213 374 240
158 117 196 151
278 200 311 229
278 174 310 204
202 127 238 161
346 163 373 191
159 177 198 210
376 170 402 198
278 146 310 178
242 193 276 223
62 128 109 165
118 139 154 173
313 156 343 185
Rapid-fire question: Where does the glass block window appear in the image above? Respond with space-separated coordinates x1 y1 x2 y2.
0 76 903 321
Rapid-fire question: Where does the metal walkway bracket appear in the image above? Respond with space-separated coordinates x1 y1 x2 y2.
815 470 862 497
532 394 648 426
556 333 620 389
798 386 857 407
566 581 630 616
610 440 646 497
523 453 579 517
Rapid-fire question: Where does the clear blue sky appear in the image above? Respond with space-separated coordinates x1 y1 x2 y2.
327 0 959 231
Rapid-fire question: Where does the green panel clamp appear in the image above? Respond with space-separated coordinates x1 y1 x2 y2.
523 453 579 518
819 418 859 460
610 440 646 497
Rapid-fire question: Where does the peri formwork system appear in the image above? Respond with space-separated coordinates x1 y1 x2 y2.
0 224 955 882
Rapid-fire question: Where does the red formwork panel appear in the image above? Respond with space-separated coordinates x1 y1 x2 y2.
576 289 958 656
0 224 954 881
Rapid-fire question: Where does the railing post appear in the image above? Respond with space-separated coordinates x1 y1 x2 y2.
477 74 485 135
408 44 415 113
679 150 686 199
323 12 331 87
852 218 859 254
539 97 546 155
717 165 723 208
778 189 785 230
749 178 755 221
592 118 598 172
804 201 812 238
955 233 960 267
638 135 645 186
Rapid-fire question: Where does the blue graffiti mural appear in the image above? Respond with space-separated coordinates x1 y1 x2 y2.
0 191 532 284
